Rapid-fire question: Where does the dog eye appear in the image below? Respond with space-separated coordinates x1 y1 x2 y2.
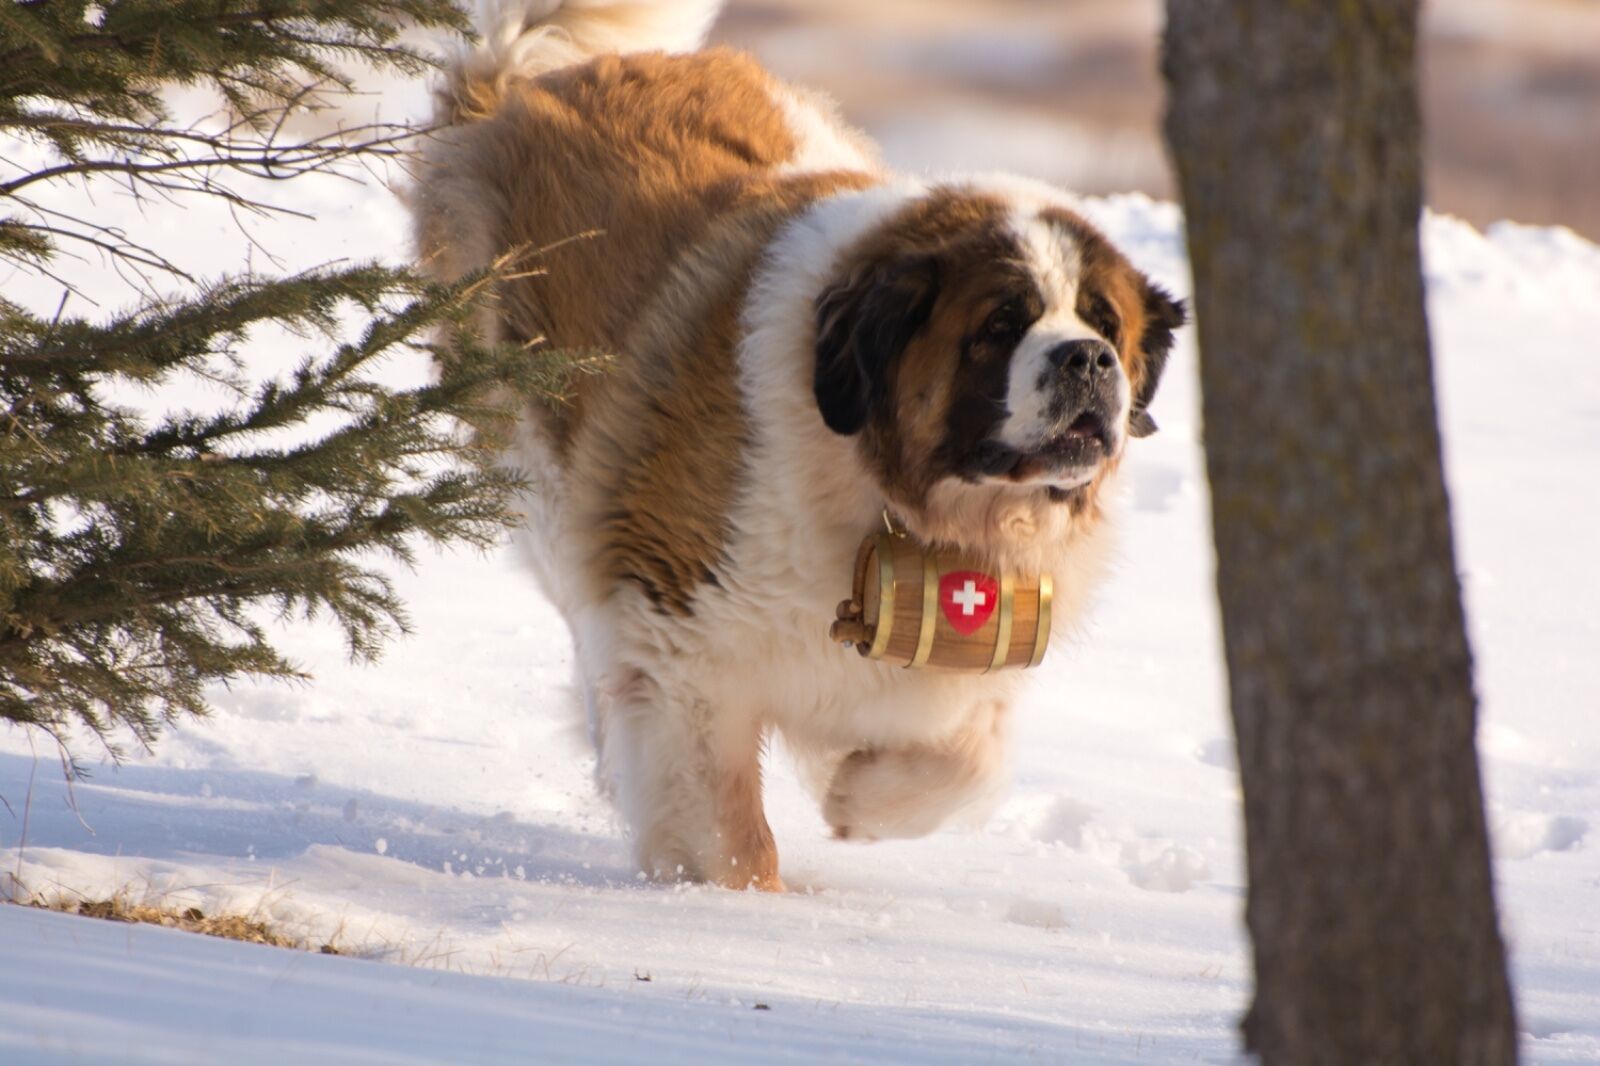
1082 293 1122 345
982 302 1026 343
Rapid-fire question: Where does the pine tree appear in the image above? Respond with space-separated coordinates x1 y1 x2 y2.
1 2 585 763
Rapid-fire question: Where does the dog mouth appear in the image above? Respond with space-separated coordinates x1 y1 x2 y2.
1055 410 1110 450
969 411 1111 485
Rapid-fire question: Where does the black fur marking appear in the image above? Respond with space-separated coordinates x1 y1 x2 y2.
940 280 1043 479
1077 289 1123 350
1129 281 1186 439
813 256 941 435
1128 409 1159 437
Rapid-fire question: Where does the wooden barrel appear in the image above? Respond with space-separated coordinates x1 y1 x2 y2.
829 532 1052 672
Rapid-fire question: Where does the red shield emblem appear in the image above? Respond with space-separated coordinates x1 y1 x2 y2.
939 571 998 635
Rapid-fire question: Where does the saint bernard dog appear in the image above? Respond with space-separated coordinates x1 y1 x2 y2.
409 0 1184 890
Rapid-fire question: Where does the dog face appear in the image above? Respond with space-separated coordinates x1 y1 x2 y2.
813 188 1185 526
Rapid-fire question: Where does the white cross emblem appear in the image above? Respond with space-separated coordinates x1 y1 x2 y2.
950 579 987 616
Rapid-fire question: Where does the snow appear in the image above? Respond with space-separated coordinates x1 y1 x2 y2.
4 69 1600 1066
4 903 1126 1066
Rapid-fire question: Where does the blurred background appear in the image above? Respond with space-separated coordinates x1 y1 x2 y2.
712 0 1600 239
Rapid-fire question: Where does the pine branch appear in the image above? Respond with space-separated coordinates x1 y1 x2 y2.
2 1 470 285
1 263 569 751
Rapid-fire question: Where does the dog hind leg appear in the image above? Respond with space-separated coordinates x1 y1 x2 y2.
711 718 784 891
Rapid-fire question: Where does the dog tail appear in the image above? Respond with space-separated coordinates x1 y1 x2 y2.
442 0 725 121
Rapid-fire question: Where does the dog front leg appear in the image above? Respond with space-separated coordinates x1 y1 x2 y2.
824 699 1010 841
599 669 782 890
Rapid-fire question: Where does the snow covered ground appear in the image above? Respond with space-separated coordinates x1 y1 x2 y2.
4 50 1600 1066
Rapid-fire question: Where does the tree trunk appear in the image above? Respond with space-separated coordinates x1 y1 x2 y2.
1161 3 1517 1062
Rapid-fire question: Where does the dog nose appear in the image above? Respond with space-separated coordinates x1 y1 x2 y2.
1048 339 1118 382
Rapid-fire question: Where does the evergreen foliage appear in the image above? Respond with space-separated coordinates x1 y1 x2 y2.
1 2 579 760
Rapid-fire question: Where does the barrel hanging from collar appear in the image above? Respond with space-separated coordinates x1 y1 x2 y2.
829 527 1053 672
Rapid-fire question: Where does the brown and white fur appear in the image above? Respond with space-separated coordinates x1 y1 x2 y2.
407 0 1184 891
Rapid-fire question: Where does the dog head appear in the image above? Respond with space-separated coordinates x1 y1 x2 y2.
813 186 1184 551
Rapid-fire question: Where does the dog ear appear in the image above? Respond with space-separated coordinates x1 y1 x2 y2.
1128 278 1186 439
813 256 939 436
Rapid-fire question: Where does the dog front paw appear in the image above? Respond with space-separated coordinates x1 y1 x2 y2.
824 748 951 842
824 749 878 840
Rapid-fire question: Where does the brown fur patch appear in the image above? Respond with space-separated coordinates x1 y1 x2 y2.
415 49 826 447
577 271 748 616
573 176 876 617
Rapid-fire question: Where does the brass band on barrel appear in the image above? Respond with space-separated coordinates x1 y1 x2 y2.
866 533 895 660
909 550 938 667
988 573 1015 672
1028 574 1053 668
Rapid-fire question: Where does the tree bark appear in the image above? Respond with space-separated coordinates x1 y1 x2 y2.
1161 2 1517 1062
